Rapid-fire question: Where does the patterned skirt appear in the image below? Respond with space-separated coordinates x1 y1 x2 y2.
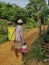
14 41 22 49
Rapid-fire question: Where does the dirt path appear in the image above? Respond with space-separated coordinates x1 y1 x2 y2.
0 26 48 65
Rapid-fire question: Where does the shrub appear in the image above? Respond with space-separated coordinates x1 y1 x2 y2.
44 35 49 43
26 18 38 29
0 19 8 34
0 19 8 43
44 26 49 43
24 39 46 65
0 34 8 44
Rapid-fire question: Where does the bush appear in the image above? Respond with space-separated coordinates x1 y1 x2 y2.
0 34 8 44
26 18 38 29
0 19 8 34
0 19 8 43
44 35 49 43
31 43 46 61
44 26 49 43
24 39 46 65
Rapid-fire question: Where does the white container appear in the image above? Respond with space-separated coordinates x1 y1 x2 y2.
22 45 28 53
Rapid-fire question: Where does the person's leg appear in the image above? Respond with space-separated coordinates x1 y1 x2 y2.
22 53 25 56
17 48 23 62
14 41 19 57
14 42 22 58
22 52 27 59
14 48 19 57
14 48 22 58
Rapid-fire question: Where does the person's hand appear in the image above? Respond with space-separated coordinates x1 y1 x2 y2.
22 42 26 45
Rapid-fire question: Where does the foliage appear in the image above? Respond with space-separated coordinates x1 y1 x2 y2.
26 0 49 24
39 6 49 24
0 2 28 23
24 39 46 65
0 19 8 43
0 19 8 34
44 26 49 43
44 35 49 43
26 18 38 28
0 34 8 44
14 8 28 23
46 15 49 24
0 1 49 25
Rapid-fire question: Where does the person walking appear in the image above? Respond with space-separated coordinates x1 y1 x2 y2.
15 19 26 58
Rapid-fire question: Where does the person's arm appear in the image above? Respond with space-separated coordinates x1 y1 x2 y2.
20 28 25 44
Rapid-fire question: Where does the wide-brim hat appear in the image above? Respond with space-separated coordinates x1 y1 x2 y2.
17 19 23 23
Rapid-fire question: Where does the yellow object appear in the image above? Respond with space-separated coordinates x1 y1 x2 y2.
8 26 16 40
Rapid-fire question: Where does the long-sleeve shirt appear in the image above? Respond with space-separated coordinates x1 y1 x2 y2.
16 25 25 43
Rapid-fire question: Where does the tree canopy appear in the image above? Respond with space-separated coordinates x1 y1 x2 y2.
26 0 49 24
0 0 49 24
0 1 28 23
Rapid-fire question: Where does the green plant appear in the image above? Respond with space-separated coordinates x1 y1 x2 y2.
0 34 8 44
44 34 49 43
26 18 38 29
32 43 46 61
24 39 46 65
44 26 49 43
0 19 8 34
0 19 8 44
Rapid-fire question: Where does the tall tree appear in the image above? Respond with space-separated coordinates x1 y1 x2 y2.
26 0 48 44
26 0 46 23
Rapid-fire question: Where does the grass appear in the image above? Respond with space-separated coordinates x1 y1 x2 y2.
24 38 46 65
